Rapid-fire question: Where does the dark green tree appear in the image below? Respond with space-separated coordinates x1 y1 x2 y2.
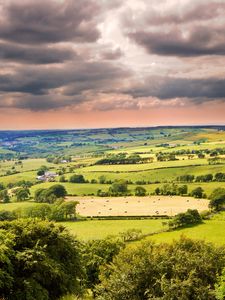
0 219 84 300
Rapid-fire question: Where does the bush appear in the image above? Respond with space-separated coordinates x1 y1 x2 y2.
135 186 147 196
95 238 225 299
209 188 225 211
168 209 202 229
69 174 85 183
191 187 204 198
0 219 84 299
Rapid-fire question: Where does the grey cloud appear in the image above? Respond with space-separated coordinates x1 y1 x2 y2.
0 0 100 44
129 26 225 57
0 42 76 64
101 48 123 60
0 60 131 108
124 76 225 101
144 1 225 25
124 1 225 57
0 93 85 111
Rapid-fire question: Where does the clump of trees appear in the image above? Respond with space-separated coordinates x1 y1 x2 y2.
69 174 86 183
177 174 195 182
191 186 205 198
154 183 188 196
36 165 49 176
168 209 202 229
95 237 225 299
34 184 67 203
14 187 30 202
135 186 147 196
97 180 131 197
209 188 225 211
95 153 150 165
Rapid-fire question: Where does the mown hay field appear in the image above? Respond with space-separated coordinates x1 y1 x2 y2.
69 195 209 217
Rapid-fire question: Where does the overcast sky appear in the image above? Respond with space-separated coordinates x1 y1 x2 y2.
0 0 225 129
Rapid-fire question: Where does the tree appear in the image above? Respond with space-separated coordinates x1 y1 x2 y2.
168 209 202 229
177 184 188 195
109 180 128 196
82 237 125 290
95 238 225 299
69 174 85 183
209 188 225 211
135 186 147 196
155 187 160 195
0 189 10 203
191 187 204 198
37 165 48 176
34 185 67 204
0 219 84 300
15 188 30 202
48 184 67 198
98 175 106 184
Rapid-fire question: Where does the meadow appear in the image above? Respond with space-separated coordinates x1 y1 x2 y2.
147 215 225 246
1 126 225 246
60 219 164 240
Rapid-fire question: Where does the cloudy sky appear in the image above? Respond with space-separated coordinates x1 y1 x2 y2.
0 0 225 129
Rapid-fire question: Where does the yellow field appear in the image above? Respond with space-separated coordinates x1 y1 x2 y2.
68 196 209 217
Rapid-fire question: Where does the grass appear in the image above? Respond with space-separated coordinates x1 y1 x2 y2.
61 219 164 240
146 217 225 246
30 182 110 196
0 201 36 211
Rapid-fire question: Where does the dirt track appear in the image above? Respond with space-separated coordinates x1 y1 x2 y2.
67 196 209 217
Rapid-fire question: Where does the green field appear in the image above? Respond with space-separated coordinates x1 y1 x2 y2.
61 219 164 240
147 213 225 246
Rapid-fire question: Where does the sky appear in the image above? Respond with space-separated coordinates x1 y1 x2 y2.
0 0 225 129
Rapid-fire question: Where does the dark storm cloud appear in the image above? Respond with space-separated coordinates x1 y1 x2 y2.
0 42 76 64
0 93 87 111
125 76 225 101
144 1 225 25
0 0 101 44
0 60 130 109
125 1 225 57
128 26 225 57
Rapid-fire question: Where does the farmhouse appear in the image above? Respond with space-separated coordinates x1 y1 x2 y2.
37 171 57 182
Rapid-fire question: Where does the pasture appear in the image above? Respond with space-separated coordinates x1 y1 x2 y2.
61 219 164 240
147 218 225 246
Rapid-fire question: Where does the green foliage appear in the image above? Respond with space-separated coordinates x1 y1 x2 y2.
82 237 125 290
59 175 66 182
95 237 225 300
0 210 16 221
119 228 143 242
0 219 84 300
155 183 188 196
191 186 204 198
209 188 225 211
37 165 48 176
15 187 30 202
109 180 128 196
168 209 202 229
135 186 147 196
0 189 10 203
69 174 85 183
34 185 67 204
215 268 225 300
